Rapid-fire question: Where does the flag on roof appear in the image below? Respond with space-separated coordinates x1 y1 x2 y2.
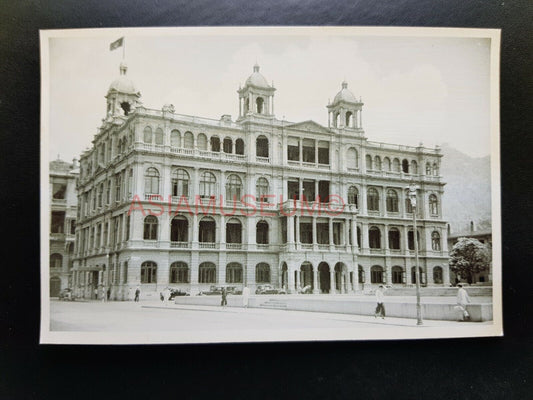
110 37 124 51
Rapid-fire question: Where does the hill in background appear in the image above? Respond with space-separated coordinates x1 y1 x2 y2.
439 143 492 234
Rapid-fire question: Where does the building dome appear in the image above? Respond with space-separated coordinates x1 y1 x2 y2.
245 63 271 88
108 62 138 95
333 81 357 104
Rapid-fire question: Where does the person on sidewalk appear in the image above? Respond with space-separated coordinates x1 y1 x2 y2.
164 287 172 307
221 287 228 307
374 285 387 319
455 284 471 321
134 286 140 302
242 286 250 308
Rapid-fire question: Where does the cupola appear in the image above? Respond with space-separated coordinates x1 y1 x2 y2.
237 64 276 119
327 81 363 130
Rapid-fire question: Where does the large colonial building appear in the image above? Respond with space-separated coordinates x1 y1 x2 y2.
49 157 79 296
71 62 450 300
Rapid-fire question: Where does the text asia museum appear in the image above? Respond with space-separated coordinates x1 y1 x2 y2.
71 62 450 299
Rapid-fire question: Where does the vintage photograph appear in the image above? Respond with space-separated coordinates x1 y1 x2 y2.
40 27 501 344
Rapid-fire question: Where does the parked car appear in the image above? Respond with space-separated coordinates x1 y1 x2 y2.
168 288 189 300
58 288 75 301
255 284 286 295
197 286 224 296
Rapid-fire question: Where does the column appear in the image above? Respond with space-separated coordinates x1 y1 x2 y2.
351 218 358 253
219 215 225 250
298 178 303 200
329 218 334 250
330 270 336 294
365 267 371 288
403 225 410 255
190 251 199 295
298 139 303 163
344 218 350 247
313 268 319 294
384 224 390 252
312 216 318 249
192 213 198 249
287 266 294 294
314 181 319 203
360 185 367 215
287 215 295 245
296 270 301 292
352 260 359 293
361 222 369 250
443 264 451 286
295 215 300 249
314 142 318 165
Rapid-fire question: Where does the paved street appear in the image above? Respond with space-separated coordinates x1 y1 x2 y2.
49 299 487 332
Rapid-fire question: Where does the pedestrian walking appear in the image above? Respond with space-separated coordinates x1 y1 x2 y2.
107 287 111 301
455 284 471 321
374 285 386 319
164 287 172 307
134 286 140 302
221 287 228 307
242 286 250 308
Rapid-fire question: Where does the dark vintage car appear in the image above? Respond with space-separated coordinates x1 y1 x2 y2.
255 285 286 295
168 288 189 300
58 288 75 301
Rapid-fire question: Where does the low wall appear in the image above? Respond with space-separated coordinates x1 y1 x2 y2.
173 296 493 322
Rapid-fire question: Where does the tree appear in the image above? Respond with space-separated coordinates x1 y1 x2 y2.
449 237 491 284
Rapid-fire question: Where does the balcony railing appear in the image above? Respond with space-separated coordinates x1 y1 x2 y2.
256 244 270 249
199 242 217 249
301 244 313 250
170 241 189 248
226 243 243 249
256 156 270 163
317 244 329 250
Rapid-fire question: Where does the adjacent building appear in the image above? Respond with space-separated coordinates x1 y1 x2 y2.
71 62 450 300
49 157 79 296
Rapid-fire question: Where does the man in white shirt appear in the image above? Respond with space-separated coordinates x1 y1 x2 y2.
455 284 471 321
374 285 386 319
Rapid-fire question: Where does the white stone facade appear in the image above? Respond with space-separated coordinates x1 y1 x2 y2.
72 64 450 300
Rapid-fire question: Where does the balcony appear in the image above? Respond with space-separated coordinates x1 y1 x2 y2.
256 156 270 163
256 244 270 250
301 244 313 250
317 244 330 250
226 243 243 250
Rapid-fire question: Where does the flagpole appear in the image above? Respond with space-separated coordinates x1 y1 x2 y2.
123 37 125 60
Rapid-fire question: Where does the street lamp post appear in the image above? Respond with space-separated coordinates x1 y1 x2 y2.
408 183 423 326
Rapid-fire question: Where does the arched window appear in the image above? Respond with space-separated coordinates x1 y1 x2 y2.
226 218 242 244
429 194 439 216
386 189 399 212
143 215 158 240
431 231 441 251
369 226 381 249
347 148 358 169
225 174 242 201
371 266 384 283
426 162 432 175
345 111 353 127
256 263 270 283
388 228 400 250
144 167 160 194
256 177 270 203
170 216 188 242
169 262 189 283
348 186 359 207
154 128 164 145
391 266 403 284
374 156 382 171
365 154 373 170
335 112 340 127
223 137 233 153
141 261 157 283
411 160 418 174
226 262 243 283
367 187 380 211
143 126 152 143
433 266 443 284
393 158 401 172
184 132 194 149
408 230 420 250
50 253 62 269
170 130 180 147
402 159 409 173
200 171 216 199
235 138 244 155
172 169 189 198
210 136 221 152
256 220 269 244
199 262 216 283
199 217 216 243
411 267 425 285
256 97 264 114
256 136 269 158
197 133 207 150
383 157 391 171
432 162 439 176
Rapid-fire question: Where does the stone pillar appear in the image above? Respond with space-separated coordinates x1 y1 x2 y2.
361 222 369 250
189 251 199 295
351 217 358 253
219 214 225 250
329 218 334 250
360 185 367 216
443 264 451 286
192 213 198 249
287 266 294 294
312 216 318 248
298 139 303 163
313 268 319 294
296 270 301 291
365 267 372 288
295 215 300 249
344 218 350 247
287 215 294 245
352 259 359 293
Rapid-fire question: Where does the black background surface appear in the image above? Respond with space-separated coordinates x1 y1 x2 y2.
0 1 531 399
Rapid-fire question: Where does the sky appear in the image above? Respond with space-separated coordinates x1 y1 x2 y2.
46 28 493 162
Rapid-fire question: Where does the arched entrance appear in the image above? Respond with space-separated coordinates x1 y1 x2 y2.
50 277 61 297
300 262 313 290
318 262 330 293
334 262 347 293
